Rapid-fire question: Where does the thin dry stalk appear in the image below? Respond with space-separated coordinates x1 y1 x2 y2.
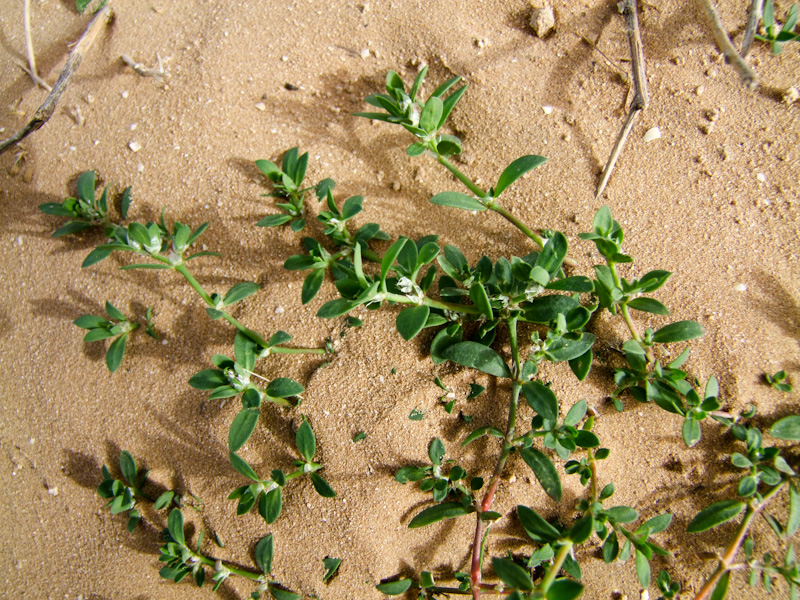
23 0 52 91
594 0 648 200
699 0 758 89
0 4 113 155
121 54 167 81
741 0 763 57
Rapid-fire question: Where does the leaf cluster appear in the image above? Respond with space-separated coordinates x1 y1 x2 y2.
256 148 313 231
97 450 149 532
39 171 131 238
227 418 335 526
74 301 156 371
756 1 799 54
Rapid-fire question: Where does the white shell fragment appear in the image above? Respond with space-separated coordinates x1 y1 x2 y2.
643 127 661 142
128 141 141 153
542 105 553 115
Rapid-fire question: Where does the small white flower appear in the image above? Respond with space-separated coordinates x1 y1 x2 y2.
397 277 415 294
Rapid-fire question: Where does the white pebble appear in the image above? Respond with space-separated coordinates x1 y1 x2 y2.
756 173 766 182
137 163 144 174
47 486 59 496
121 90 129 99
29 437 35 444
128 141 141 153
15 236 23 246
542 105 553 115
130 123 137 131
255 102 266 111
275 306 285 314
281 55 289 62
643 126 661 142
735 283 747 292
360 48 370 59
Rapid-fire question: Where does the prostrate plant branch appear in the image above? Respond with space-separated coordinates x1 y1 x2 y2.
699 0 758 89
22 0 51 91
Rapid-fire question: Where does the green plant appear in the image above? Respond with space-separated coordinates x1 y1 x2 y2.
74 301 156 371
757 1 799 54
766 370 793 392
41 65 799 600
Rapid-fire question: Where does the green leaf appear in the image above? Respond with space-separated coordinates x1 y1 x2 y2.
652 320 704 344
682 416 702 447
636 513 673 535
119 451 138 487
154 491 174 510
229 408 259 452
687 500 746 533
82 246 113 267
495 155 547 197
189 369 228 390
53 221 93 237
429 191 486 211
520 448 562 501
322 557 341 582
255 534 274 575
105 333 128 372
545 332 596 362
317 298 358 318
296 420 316 462
76 170 96 202
517 505 561 543
74 315 110 329
569 349 593 381
310 472 336 498
710 570 730 600
627 297 670 315
168 508 185 547
408 502 474 528
259 487 282 524
267 331 292 347
635 549 651 588
267 378 304 398
268 584 301 600
104 301 126 322
522 382 559 421
396 305 430 340
419 96 443 133
564 399 587 427
546 578 584 600
429 438 446 465
469 283 493 319
491 557 534 591
441 342 511 378
381 237 408 281
567 514 593 544
223 282 260 306
229 452 261 482
375 579 413 595
771 416 800 441
536 232 568 276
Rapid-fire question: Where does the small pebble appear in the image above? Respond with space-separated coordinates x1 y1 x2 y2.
15 236 23 246
281 55 289 62
121 90 129 99
391 181 401 192
47 486 58 496
756 173 766 182
735 283 747 292
255 102 266 111
782 85 799 105
695 85 705 96
530 6 556 37
275 306 285 314
699 123 714 135
359 48 370 59
704 108 719 122
564 113 576 125
130 123 137 130
137 163 144 174
128 141 141 153
542 105 553 115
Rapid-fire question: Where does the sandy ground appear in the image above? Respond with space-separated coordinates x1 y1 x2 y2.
0 1 799 599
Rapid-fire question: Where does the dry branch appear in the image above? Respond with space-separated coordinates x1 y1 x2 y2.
23 0 51 91
742 0 764 57
0 5 113 155
699 0 758 89
594 0 648 200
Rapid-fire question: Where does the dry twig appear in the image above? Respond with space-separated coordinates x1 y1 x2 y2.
0 4 113 155
742 0 763 57
121 54 167 81
22 0 52 91
595 0 648 200
699 0 758 89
